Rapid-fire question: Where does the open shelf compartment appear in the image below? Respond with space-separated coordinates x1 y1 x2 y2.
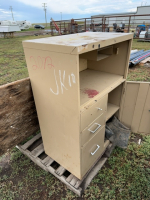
106 103 119 121
80 45 114 62
80 69 125 106
106 83 124 121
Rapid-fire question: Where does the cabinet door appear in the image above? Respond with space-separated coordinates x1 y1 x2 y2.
119 81 150 134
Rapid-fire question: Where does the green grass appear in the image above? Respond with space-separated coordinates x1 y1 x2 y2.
0 35 150 199
18 26 51 32
0 133 150 199
17 28 39 32
132 39 150 51
127 65 150 82
0 35 51 85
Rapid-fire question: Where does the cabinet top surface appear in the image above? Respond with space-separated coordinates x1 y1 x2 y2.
23 32 133 54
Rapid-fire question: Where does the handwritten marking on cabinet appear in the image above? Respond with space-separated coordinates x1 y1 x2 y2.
50 69 76 95
30 56 54 70
30 56 76 95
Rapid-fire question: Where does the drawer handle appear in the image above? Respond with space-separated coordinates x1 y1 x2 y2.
91 145 100 155
88 123 101 133
97 107 102 111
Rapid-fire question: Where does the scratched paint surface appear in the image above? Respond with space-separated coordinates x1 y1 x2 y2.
82 88 99 98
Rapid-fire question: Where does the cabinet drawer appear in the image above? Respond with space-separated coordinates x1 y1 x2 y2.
81 126 105 176
80 95 107 131
81 114 105 147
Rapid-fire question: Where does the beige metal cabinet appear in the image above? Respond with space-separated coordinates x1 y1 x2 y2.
23 32 139 179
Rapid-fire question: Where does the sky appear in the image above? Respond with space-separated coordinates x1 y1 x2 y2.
0 0 150 23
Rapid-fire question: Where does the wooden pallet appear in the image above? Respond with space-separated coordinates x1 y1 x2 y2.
16 133 112 196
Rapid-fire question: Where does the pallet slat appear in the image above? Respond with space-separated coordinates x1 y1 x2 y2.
55 166 66 176
69 176 79 187
66 174 74 183
74 179 83 189
81 157 107 191
31 143 44 157
140 57 150 64
21 133 41 150
16 145 49 172
41 156 54 167
47 166 82 196
45 157 54 167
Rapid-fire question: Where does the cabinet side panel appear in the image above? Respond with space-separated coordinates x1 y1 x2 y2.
24 48 81 178
138 85 150 134
120 82 150 135
119 82 139 128
131 83 149 133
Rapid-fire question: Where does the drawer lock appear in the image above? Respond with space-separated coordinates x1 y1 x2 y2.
91 145 100 155
88 123 101 133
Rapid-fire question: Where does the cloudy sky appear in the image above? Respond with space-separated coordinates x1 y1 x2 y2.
0 0 150 23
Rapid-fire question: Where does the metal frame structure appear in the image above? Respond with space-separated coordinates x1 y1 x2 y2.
50 14 150 39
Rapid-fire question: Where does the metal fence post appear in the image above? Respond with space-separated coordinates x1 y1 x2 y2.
104 17 106 32
64 22 65 34
60 22 61 35
71 22 72 33
85 18 86 32
50 21 53 36
128 16 131 33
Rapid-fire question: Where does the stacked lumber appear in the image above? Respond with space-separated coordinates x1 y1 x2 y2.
140 57 150 65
